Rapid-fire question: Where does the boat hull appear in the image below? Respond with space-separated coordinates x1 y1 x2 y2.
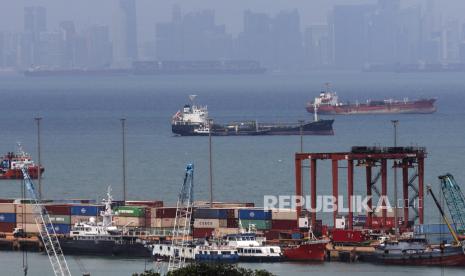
0 167 44 179
172 120 334 136
59 238 151 257
283 242 327 262
307 99 436 115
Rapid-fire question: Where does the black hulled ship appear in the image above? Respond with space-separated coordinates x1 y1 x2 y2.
171 96 334 136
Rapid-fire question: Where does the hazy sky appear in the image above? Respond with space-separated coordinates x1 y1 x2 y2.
0 0 464 41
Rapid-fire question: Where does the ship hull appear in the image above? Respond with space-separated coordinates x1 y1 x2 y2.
59 238 151 257
172 120 334 136
0 167 44 179
283 241 327 262
307 99 436 115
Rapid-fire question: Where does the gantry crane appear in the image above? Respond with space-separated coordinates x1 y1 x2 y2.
21 167 71 276
439 174 465 235
167 164 194 272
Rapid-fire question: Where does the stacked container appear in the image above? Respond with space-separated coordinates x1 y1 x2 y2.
70 204 103 225
113 206 146 227
15 203 39 233
238 209 272 230
45 204 71 234
0 203 16 232
270 209 297 230
414 224 455 244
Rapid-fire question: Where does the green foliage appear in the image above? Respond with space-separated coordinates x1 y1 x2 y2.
132 269 161 276
166 263 275 276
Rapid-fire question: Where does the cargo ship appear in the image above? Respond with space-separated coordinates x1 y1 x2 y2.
0 145 44 179
172 96 334 136
306 84 437 115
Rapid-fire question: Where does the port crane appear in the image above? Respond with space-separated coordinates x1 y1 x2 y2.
439 174 465 235
20 167 71 276
167 164 194 272
427 185 460 246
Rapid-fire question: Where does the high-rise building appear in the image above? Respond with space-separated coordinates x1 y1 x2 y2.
85 25 113 68
24 6 47 34
113 0 137 67
305 25 331 68
23 6 47 67
59 21 76 67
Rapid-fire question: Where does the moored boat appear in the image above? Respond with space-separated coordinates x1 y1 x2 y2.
283 239 328 262
0 144 44 179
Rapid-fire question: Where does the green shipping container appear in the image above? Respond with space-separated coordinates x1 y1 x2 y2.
239 219 271 230
114 206 145 217
49 215 71 225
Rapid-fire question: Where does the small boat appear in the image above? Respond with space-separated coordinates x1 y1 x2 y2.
0 144 44 179
59 188 150 257
283 229 329 262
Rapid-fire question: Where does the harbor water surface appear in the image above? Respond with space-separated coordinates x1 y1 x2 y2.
0 71 464 275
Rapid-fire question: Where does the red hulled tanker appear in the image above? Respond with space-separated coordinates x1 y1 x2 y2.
0 146 44 179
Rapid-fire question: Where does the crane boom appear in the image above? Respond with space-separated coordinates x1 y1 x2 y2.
168 164 194 272
439 174 465 234
21 167 71 276
427 185 460 245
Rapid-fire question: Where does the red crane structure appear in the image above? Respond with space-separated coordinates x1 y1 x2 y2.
295 146 426 230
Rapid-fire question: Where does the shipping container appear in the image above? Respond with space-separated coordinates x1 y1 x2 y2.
0 222 16 232
193 208 228 219
291 232 303 240
0 199 15 204
45 205 71 215
194 201 254 208
226 218 238 228
414 224 457 235
239 219 271 230
155 207 177 218
0 203 15 213
70 205 102 216
16 213 36 224
238 209 271 220
271 219 297 230
114 206 145 217
271 209 297 220
125 201 163 208
193 227 214 239
15 204 36 214
47 223 70 235
213 228 239 237
0 213 16 223
71 215 95 224
113 216 146 227
414 233 454 245
193 219 227 229
49 215 71 225
331 229 366 244
16 223 40 233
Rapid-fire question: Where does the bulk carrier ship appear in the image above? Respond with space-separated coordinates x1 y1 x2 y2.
172 96 334 136
306 84 437 115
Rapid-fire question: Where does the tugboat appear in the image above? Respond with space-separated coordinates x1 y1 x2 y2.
283 228 329 262
172 95 334 136
223 224 283 262
0 144 44 179
307 83 437 115
59 188 151 257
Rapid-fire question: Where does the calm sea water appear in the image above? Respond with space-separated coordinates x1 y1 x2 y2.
0 71 465 275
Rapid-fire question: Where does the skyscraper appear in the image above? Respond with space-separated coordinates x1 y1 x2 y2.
24 6 47 34
113 0 137 67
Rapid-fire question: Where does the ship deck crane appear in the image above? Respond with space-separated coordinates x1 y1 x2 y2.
167 164 194 272
427 185 460 246
21 167 71 276
439 174 465 235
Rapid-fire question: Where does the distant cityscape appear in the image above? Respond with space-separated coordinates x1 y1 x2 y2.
1 0 465 72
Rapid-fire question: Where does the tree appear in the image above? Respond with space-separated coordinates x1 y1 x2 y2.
166 263 275 276
132 269 161 276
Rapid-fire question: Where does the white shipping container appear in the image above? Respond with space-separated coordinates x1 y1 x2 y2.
16 222 40 233
271 209 297 220
0 203 15 213
71 215 95 224
15 204 36 214
114 216 146 227
16 213 36 224
193 219 226 229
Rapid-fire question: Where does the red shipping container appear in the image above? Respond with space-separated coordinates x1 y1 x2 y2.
156 207 178 218
226 218 238 228
331 229 366 243
264 230 280 240
271 219 297 230
45 205 71 215
193 228 214 239
0 222 16 233
226 209 235 219
245 203 255 207
126 201 163 208
0 199 14 203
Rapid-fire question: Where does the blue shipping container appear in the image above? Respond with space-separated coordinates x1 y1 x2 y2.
46 224 70 234
70 205 101 216
194 209 228 219
0 213 16 223
238 209 271 220
414 224 457 234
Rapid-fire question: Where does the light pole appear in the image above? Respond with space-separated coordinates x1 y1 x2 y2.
208 119 213 208
391 120 399 237
298 120 304 153
121 118 127 203
35 117 42 199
